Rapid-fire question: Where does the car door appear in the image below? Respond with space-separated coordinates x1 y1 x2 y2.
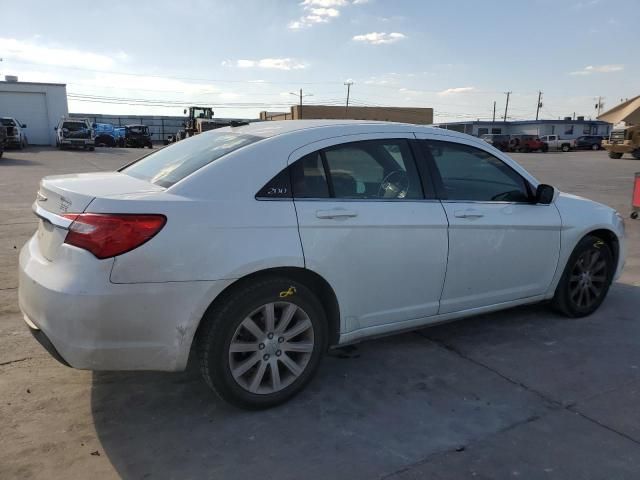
290 135 449 334
416 136 561 314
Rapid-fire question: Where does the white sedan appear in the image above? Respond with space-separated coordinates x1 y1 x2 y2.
19 120 625 409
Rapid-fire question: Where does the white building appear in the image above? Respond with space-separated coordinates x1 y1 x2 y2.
437 119 612 139
0 77 69 145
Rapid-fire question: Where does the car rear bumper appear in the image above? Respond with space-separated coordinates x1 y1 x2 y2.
60 139 95 146
19 234 232 371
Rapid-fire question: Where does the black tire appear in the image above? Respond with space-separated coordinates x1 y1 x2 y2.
89 146 95 151
591 143 600 151
608 152 623 159
632 150 640 160
197 276 327 409
561 144 570 152
551 235 614 317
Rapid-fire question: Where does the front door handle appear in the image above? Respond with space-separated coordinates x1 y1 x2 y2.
316 209 358 219
454 209 484 219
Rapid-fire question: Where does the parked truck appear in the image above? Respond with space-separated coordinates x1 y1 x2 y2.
539 135 575 152
602 126 640 159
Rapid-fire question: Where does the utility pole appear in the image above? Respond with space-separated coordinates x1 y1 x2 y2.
535 91 543 121
503 91 512 122
299 88 303 119
344 80 354 112
492 101 496 122
289 89 313 119
595 96 604 116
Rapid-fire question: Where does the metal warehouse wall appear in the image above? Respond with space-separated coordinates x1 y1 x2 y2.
0 81 69 145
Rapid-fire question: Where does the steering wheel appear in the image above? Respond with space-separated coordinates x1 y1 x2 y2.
378 170 409 199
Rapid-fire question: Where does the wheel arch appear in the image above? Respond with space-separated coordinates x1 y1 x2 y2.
193 267 341 353
585 228 620 268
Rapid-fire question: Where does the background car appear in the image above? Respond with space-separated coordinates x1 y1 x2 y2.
575 135 604 150
0 117 28 149
508 134 548 152
19 121 625 409
481 133 510 151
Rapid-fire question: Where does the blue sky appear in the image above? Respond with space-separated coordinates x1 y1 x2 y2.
1 0 637 122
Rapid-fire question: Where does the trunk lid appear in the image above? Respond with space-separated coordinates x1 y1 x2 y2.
34 172 164 260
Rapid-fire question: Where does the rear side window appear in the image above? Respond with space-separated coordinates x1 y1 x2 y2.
123 131 261 188
423 140 530 203
290 152 330 198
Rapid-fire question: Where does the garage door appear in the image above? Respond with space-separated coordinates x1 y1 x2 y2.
0 91 50 145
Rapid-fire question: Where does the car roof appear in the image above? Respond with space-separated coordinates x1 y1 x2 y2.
214 119 460 140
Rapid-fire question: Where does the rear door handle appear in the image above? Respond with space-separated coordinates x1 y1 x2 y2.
454 209 484 219
315 209 358 219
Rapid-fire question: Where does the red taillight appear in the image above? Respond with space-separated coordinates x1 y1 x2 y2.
63 213 166 259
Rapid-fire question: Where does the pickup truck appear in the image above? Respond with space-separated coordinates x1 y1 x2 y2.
539 135 575 152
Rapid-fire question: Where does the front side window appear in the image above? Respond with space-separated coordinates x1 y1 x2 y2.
123 131 261 188
322 140 422 199
423 140 530 203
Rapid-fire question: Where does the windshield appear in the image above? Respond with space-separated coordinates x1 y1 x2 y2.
1 118 16 126
123 131 261 188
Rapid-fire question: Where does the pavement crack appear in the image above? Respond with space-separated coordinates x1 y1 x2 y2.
569 408 640 446
0 357 32 367
381 413 543 479
416 331 563 409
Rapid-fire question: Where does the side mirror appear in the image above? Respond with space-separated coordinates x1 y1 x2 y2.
22 124 27 128
535 184 554 204
183 109 187 114
53 127 57 131
92 123 97 129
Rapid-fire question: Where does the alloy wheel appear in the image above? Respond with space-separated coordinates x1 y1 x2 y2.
568 248 608 309
228 302 315 394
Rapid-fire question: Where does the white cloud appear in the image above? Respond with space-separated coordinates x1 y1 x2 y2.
301 0 347 6
438 86 476 95
352 32 406 44
229 58 307 70
570 64 624 75
290 0 365 29
0 37 127 70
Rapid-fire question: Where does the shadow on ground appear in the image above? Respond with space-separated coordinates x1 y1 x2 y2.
90 283 640 480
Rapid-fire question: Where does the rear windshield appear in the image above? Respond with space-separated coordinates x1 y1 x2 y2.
63 122 87 131
122 131 261 188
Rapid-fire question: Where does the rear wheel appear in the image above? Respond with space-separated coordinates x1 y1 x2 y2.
551 235 614 317
632 149 640 160
197 276 327 409
561 144 570 152
591 143 600 151
608 152 623 159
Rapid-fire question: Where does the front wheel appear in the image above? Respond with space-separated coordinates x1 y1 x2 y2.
551 235 614 317
608 152 623 159
631 149 640 160
197 277 327 409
